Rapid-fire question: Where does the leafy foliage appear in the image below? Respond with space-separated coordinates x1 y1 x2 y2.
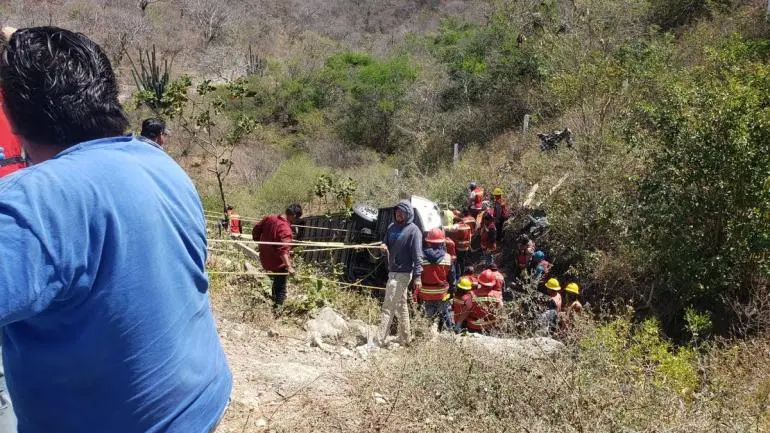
627 36 770 325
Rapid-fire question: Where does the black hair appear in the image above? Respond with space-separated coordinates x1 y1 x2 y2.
286 203 303 218
462 266 474 275
0 27 128 147
225 204 234 211
141 118 166 140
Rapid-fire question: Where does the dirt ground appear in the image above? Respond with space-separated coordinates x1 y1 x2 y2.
213 313 371 433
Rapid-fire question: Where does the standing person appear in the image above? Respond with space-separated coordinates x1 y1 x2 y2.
516 235 536 278
376 200 423 347
0 27 231 433
415 228 454 332
252 203 303 315
225 204 242 235
139 117 168 148
539 278 563 336
491 187 510 241
445 216 472 272
467 182 485 216
479 211 497 265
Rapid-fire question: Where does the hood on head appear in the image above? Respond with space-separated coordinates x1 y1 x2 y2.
423 245 446 263
395 200 414 225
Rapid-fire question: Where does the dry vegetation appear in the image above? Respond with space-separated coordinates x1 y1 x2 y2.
6 0 770 430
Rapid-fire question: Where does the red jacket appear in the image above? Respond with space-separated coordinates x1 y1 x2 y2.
419 252 452 301
468 287 503 331
452 292 473 325
228 212 242 235
252 215 292 272
446 222 472 251
480 221 497 253
445 238 457 264
0 103 24 178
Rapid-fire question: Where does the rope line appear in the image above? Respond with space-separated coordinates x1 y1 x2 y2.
203 210 360 233
207 270 386 291
207 238 382 249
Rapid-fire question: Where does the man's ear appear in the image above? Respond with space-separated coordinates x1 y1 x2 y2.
1 27 17 40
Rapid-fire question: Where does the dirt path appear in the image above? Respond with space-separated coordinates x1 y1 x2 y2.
213 316 370 433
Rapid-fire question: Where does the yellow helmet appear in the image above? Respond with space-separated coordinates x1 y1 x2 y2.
493 187 503 196
457 277 474 291
545 278 561 291
565 282 580 294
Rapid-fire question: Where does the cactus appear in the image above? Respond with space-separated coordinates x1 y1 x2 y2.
127 45 171 109
246 45 266 77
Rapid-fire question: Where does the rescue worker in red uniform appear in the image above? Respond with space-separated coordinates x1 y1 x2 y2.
467 269 504 333
467 182 485 216
491 187 510 241
226 205 242 235
489 263 505 292
445 216 471 275
479 211 497 266
414 228 454 331
452 277 474 332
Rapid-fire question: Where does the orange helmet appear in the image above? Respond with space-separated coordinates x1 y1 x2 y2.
478 269 497 287
426 227 446 243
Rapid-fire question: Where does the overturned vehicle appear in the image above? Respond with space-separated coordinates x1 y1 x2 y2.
295 195 548 288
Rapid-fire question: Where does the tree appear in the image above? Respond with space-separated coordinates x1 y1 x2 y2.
627 37 770 328
137 76 258 218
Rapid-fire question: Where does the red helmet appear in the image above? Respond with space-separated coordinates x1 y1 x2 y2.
478 269 496 287
426 228 445 243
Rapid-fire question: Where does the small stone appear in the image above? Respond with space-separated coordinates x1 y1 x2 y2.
373 392 388 404
255 418 268 427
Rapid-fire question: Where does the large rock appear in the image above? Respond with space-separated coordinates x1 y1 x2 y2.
455 335 564 360
305 307 349 347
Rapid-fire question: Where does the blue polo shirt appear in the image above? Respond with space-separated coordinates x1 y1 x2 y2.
0 136 232 433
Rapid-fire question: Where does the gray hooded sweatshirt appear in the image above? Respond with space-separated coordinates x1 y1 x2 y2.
384 200 423 277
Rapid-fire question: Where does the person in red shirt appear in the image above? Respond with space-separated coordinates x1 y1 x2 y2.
225 205 242 235
0 96 25 178
252 203 302 314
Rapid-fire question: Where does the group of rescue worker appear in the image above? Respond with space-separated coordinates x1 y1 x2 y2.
412 183 584 335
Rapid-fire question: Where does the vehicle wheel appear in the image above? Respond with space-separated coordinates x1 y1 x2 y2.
353 204 378 223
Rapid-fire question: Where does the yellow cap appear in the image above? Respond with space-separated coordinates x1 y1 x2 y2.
545 278 561 291
493 187 503 196
565 282 580 294
457 277 474 291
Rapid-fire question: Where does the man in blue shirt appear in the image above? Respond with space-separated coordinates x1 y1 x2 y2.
0 27 232 432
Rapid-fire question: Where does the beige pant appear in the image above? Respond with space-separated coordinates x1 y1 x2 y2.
376 272 412 345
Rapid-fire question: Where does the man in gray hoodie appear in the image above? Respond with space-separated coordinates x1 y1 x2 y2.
376 200 423 346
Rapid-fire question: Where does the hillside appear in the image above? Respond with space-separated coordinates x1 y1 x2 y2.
5 0 770 430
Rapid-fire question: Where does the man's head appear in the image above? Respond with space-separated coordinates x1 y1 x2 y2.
468 182 477 191
141 118 168 146
285 203 303 223
0 27 128 162
462 266 474 276
393 200 412 225
225 204 234 213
